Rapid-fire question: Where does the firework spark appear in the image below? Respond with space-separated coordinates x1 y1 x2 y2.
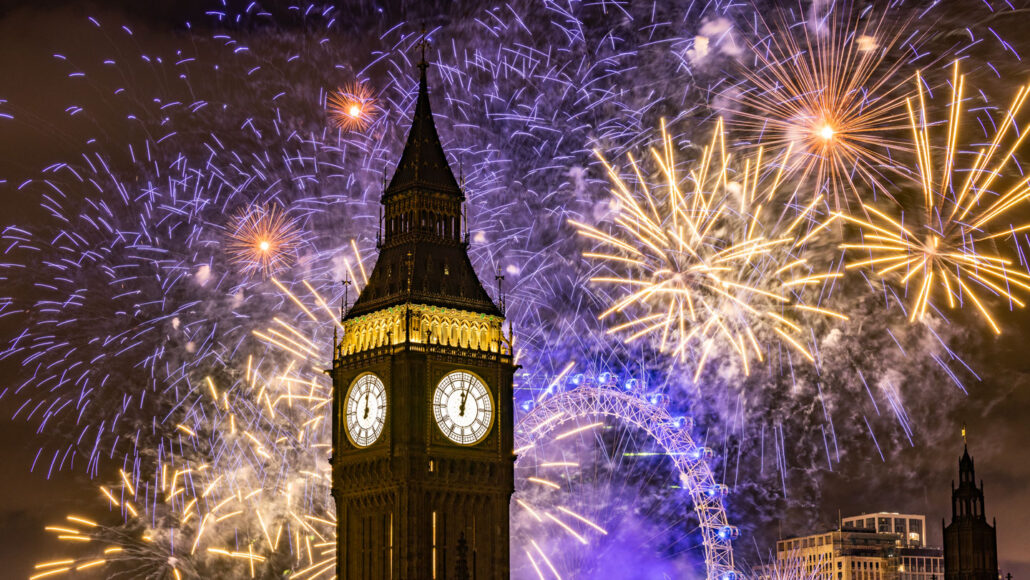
730 1 918 210
573 119 846 381
838 62 1030 334
227 205 303 276
4 4 1024 575
327 82 379 131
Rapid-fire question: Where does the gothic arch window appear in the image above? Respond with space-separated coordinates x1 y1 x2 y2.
431 320 440 344
451 323 459 345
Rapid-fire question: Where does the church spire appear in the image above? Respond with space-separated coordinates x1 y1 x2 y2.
944 436 999 580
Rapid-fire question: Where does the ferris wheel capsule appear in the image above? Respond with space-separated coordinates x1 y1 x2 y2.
717 525 739 541
705 483 729 498
671 415 693 430
689 446 714 461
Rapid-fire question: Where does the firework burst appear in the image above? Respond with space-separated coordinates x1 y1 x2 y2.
730 1 918 210
838 62 1030 334
226 205 303 277
33 315 338 579
573 119 846 381
327 82 379 131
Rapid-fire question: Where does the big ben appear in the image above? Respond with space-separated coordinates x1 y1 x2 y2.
331 45 516 579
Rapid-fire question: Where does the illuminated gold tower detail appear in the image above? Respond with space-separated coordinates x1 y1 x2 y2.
331 51 515 579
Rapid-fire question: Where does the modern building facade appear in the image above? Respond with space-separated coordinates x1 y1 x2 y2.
842 513 928 548
943 443 999 580
330 45 516 579
774 528 897 580
769 516 943 580
898 547 946 580
762 438 1004 580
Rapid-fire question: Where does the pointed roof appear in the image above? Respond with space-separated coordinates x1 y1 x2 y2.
384 58 462 198
343 51 500 320
959 444 975 482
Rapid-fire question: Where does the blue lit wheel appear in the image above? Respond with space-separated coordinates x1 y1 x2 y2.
512 376 736 580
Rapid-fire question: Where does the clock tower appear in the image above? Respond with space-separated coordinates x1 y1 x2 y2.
331 50 515 579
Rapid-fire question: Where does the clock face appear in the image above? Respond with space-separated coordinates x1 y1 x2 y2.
344 373 387 447
433 371 493 445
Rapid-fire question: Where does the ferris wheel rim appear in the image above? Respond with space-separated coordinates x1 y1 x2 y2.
514 383 737 580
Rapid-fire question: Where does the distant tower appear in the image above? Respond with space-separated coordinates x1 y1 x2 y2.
943 428 998 580
330 37 516 579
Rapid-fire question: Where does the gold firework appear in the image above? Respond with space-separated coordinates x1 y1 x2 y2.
838 62 1030 334
226 205 302 276
730 2 916 210
573 119 846 381
327 82 378 131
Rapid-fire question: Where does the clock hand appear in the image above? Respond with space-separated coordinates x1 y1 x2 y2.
363 391 370 420
459 386 469 417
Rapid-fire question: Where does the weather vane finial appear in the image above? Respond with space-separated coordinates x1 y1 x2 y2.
418 24 429 68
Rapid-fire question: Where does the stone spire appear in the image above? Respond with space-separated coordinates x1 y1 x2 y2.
944 435 999 580
343 40 500 320
383 43 462 198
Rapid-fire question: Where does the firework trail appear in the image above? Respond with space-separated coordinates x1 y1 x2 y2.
1 0 1027 572
838 62 1030 334
574 118 846 381
327 82 380 132
226 205 304 277
746 551 826 580
1 0 737 478
32 281 730 579
727 0 922 210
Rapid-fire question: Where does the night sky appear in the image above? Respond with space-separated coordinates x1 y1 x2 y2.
1 1 1029 578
